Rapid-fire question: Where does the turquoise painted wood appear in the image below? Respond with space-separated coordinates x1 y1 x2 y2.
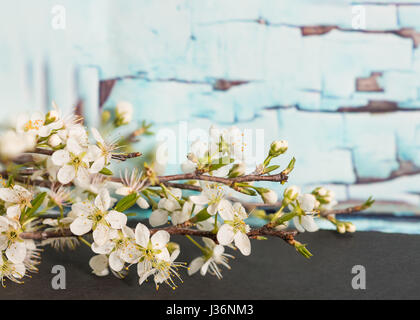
1 0 420 213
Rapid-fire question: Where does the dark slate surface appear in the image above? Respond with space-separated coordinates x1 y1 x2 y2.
1 230 419 300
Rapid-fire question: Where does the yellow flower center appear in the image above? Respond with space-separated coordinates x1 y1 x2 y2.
24 119 44 131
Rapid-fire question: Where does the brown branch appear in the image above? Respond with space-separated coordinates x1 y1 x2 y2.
20 225 297 245
162 182 202 192
319 203 372 217
20 228 74 241
32 148 142 162
157 171 288 186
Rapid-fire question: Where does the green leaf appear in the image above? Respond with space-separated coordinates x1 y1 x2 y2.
114 193 139 212
282 157 296 176
190 208 211 223
275 212 296 225
99 167 113 176
124 212 138 217
237 188 257 196
6 175 14 187
208 157 234 171
263 165 280 174
24 192 47 218
363 196 375 209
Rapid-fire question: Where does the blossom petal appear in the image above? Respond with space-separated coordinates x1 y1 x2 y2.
6 241 27 264
217 200 234 220
299 194 317 212
12 263 26 279
91 127 105 145
122 225 135 239
233 202 247 220
95 189 111 211
75 167 90 186
207 203 218 216
301 216 319 232
217 224 235 245
92 241 114 255
151 230 170 250
234 232 251 256
115 187 132 196
109 251 124 272
90 157 106 174
6 204 21 219
70 217 93 236
51 150 70 166
293 217 305 233
136 196 150 209
66 137 84 155
120 241 140 264
202 237 216 249
135 223 150 248
190 195 209 206
72 202 95 218
213 244 225 256
200 260 211 276
57 165 76 184
93 223 109 246
0 235 8 251
105 210 127 229
188 257 205 276
89 254 109 276
149 209 168 227
171 210 189 226
156 247 171 262
0 188 19 203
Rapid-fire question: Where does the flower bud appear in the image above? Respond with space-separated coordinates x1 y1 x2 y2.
101 110 111 124
46 110 59 122
336 223 346 234
283 185 300 201
187 152 198 163
48 134 62 148
252 209 267 220
167 242 180 255
269 140 288 157
228 162 246 178
115 101 133 126
261 189 278 204
136 196 150 209
345 222 356 233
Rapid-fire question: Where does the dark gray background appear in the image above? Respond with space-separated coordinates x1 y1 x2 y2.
1 230 419 300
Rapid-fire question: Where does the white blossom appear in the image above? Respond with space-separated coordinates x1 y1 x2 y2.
69 190 127 246
0 130 36 159
16 112 63 138
115 169 149 209
261 189 278 205
132 223 171 284
0 185 33 220
216 201 251 256
190 182 228 216
188 238 233 279
87 128 118 174
0 216 27 264
149 188 182 227
51 137 92 185
116 101 134 125
290 193 319 233
0 257 26 285
89 254 109 277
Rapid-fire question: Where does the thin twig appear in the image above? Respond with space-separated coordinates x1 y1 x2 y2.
32 148 142 162
156 171 288 186
319 203 372 217
20 225 297 245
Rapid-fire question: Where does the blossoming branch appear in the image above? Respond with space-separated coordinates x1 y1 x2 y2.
0 103 373 288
